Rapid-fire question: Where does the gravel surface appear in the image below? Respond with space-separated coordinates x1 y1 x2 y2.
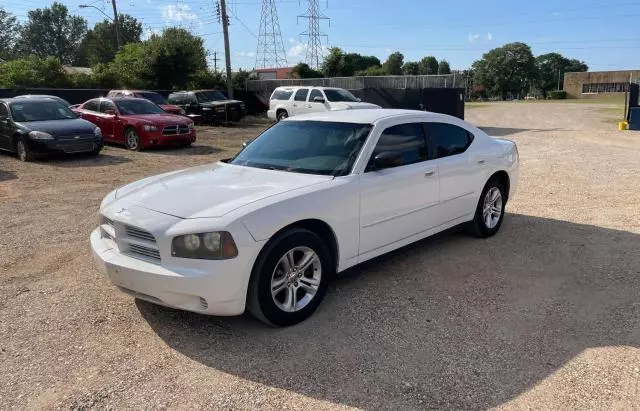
1 105 639 410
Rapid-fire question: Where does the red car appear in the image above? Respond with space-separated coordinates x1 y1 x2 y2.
73 97 196 151
106 90 185 116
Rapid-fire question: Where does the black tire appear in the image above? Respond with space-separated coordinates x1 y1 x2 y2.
15 138 35 162
124 127 142 151
88 146 103 156
468 178 506 238
276 110 288 122
248 228 333 326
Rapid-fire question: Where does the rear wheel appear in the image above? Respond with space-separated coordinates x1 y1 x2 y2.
124 128 141 151
16 139 35 162
276 110 288 121
468 179 506 238
248 228 332 326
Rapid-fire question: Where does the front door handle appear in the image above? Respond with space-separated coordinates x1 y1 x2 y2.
424 170 435 177
477 159 486 164
306 104 312 108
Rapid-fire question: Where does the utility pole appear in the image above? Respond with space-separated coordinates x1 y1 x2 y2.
212 51 219 72
111 0 121 50
557 68 561 90
298 0 329 69
219 0 233 98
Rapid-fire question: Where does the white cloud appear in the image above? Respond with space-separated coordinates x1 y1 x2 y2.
145 0 152 4
160 4 199 23
468 33 480 43
486 32 493 41
288 39 307 57
237 51 256 58
384 48 392 53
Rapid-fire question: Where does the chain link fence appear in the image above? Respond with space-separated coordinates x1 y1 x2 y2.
246 74 466 92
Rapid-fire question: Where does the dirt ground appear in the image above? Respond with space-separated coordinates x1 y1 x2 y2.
1 105 639 410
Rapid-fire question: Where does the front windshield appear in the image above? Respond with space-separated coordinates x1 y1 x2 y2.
230 120 373 176
116 99 165 115
9 100 77 122
196 91 227 103
324 89 359 102
137 92 167 105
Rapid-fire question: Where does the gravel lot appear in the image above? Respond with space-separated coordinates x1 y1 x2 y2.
1 104 639 410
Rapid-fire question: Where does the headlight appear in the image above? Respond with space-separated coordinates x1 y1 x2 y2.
28 131 54 140
179 108 186 115
171 231 238 260
142 124 157 132
215 107 225 113
94 127 102 137
188 122 195 129
202 107 212 111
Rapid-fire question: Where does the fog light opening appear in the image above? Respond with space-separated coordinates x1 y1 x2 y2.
198 297 208 310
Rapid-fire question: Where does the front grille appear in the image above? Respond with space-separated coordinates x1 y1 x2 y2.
125 225 156 242
127 243 161 260
162 125 189 136
100 215 161 263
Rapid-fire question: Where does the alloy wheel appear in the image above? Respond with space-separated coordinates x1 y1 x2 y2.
270 246 322 313
482 187 503 229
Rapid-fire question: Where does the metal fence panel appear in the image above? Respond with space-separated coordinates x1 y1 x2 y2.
246 74 464 92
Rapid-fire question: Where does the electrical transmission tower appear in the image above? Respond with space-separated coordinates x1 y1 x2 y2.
255 0 288 68
298 0 329 69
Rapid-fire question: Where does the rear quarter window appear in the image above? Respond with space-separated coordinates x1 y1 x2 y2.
271 89 294 101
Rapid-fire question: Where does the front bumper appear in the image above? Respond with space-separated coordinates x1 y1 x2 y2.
90 211 260 316
143 130 196 147
28 136 103 154
202 108 247 122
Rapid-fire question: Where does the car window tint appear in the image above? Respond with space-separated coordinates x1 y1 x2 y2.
294 89 309 102
271 89 293 100
167 94 182 104
369 123 428 170
83 100 99 112
309 89 324 102
0 103 7 117
425 122 474 158
187 94 198 104
99 100 116 113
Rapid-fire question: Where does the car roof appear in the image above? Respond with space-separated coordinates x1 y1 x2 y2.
1 97 66 104
87 97 146 101
275 86 344 91
284 109 458 124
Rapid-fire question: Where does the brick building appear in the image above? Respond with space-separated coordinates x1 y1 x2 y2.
564 70 640 99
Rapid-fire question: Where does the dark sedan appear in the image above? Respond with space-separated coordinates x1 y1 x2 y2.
0 98 103 162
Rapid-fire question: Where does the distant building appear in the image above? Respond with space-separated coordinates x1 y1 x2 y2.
564 70 640 99
255 67 294 80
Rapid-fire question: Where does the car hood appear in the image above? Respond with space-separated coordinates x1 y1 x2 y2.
123 113 191 125
332 102 381 110
17 118 97 137
160 104 182 112
114 162 332 219
202 100 244 107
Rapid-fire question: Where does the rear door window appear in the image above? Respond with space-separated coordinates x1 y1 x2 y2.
424 122 474 158
367 123 428 171
271 89 294 101
99 100 116 113
294 89 309 102
309 89 324 102
83 100 99 112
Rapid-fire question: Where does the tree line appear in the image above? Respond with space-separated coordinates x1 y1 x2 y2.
1 4 588 98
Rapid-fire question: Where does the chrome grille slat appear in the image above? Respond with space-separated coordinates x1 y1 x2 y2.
127 244 161 260
125 225 156 242
162 124 189 136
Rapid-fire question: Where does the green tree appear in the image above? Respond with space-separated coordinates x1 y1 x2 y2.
232 68 257 89
402 61 420 75
321 48 382 77
76 14 142 66
17 2 87 64
535 52 588 96
344 53 380 74
356 65 386 76
290 63 323 78
0 7 20 60
472 42 537 99
107 42 154 88
0 56 68 87
437 60 451 74
418 56 438 75
382 51 404 75
189 69 224 89
321 47 344 77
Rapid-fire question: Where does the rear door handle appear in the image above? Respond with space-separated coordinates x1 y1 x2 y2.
424 170 435 177
477 159 486 164
306 105 312 108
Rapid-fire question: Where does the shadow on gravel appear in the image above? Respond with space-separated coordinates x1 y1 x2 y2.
480 127 566 136
0 170 18 182
138 214 640 409
42 153 131 167
142 145 222 156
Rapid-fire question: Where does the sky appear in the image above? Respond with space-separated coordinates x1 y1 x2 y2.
4 0 640 71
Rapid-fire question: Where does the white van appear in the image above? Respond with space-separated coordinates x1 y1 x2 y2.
267 86 381 121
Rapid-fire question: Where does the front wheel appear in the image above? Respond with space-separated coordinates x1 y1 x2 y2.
124 128 142 151
276 110 288 121
16 139 35 162
468 179 506 238
248 228 332 326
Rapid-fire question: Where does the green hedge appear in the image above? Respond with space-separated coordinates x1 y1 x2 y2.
547 90 567 100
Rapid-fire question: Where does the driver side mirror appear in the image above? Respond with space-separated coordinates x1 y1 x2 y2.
313 96 325 103
356 98 362 102
372 152 403 170
104 109 117 116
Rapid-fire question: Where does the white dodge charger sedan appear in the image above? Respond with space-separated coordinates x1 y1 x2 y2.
91 109 519 326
